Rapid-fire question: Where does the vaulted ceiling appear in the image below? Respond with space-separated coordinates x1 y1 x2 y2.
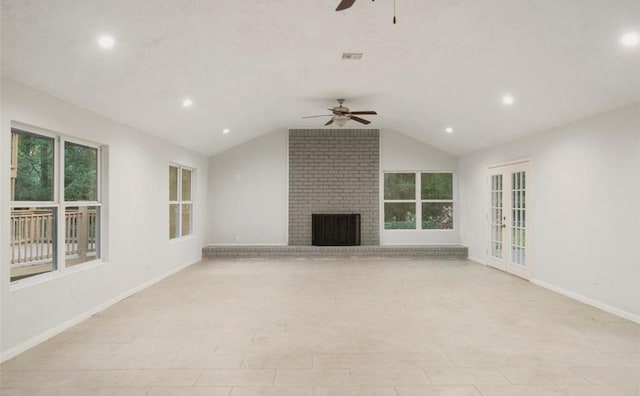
2 0 639 156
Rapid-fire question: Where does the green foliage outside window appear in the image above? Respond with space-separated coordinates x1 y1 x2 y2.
384 172 454 230
421 173 453 200
169 166 178 201
421 173 453 229
384 173 415 200
13 131 54 201
384 202 416 229
422 202 453 229
64 142 97 201
181 168 192 201
13 131 98 202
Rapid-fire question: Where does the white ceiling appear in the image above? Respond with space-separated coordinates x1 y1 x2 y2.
2 0 639 156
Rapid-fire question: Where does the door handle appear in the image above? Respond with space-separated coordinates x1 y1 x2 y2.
501 223 506 228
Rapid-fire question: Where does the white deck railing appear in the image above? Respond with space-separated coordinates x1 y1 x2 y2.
10 208 97 267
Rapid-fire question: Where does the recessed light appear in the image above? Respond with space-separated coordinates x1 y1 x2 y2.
97 35 115 49
222 128 230 134
445 127 454 133
502 95 515 106
620 32 640 47
182 98 193 108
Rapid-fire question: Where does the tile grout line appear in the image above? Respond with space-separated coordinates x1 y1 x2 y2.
421 367 433 385
566 366 593 384
495 367 515 385
191 368 204 387
473 384 486 396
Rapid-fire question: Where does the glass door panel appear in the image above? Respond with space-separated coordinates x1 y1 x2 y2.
490 174 503 259
487 162 531 279
511 171 526 267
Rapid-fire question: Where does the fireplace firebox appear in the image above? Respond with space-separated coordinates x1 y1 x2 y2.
312 214 361 246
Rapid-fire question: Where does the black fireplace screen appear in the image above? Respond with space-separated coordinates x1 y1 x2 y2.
312 214 361 246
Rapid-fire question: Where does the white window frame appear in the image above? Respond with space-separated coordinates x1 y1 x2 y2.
9 123 105 287
420 171 454 230
383 172 418 230
383 171 455 231
61 136 103 269
169 164 195 240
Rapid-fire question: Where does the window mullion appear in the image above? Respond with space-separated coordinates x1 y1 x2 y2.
57 136 65 272
189 168 194 236
96 146 102 203
178 166 183 238
416 172 421 230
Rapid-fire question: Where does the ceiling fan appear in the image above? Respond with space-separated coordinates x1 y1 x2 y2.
303 98 378 127
336 0 397 24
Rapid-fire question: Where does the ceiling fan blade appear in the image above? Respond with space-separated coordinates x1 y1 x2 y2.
336 0 356 11
350 116 371 125
325 119 335 126
349 111 377 115
303 115 333 118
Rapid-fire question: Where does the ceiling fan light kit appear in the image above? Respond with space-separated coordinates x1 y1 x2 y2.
333 115 350 127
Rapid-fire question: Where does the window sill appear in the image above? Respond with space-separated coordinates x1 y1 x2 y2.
10 259 106 292
169 234 196 244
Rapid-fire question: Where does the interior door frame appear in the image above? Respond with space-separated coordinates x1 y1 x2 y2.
486 159 533 280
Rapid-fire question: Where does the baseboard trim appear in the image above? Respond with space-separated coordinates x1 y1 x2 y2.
0 258 201 363
380 243 463 246
531 278 640 324
467 256 487 265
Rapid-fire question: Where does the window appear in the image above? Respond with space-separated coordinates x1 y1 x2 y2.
169 165 194 239
421 172 453 229
9 127 104 283
384 173 416 229
64 141 100 267
383 171 454 230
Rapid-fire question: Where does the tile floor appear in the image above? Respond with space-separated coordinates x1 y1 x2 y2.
1 258 639 395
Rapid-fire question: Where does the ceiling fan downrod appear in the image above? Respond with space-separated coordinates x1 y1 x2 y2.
393 0 396 24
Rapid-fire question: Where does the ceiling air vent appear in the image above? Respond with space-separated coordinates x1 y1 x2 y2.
342 52 363 60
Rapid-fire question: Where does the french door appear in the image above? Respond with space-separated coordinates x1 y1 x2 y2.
487 161 531 279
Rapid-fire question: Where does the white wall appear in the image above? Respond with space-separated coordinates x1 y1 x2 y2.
208 130 288 245
207 128 461 246
459 103 640 320
0 78 209 359
380 129 460 245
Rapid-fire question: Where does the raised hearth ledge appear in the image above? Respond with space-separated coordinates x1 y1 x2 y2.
202 245 468 259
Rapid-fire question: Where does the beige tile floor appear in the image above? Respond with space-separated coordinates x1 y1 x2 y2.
1 258 639 395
